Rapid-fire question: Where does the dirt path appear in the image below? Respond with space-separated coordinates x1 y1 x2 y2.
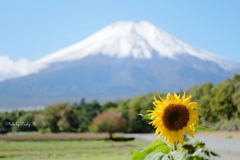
0 145 136 152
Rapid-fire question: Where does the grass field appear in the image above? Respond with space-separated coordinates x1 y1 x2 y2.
0 132 147 160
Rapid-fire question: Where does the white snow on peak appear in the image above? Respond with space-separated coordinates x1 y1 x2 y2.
35 21 239 70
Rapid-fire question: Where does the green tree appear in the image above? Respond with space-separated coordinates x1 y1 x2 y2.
210 79 237 120
232 74 240 116
12 111 38 131
101 101 117 112
187 82 218 123
35 102 79 132
77 100 101 132
0 110 26 132
117 92 166 133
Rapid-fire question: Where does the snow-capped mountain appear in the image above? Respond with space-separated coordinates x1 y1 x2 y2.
0 21 239 109
35 21 240 71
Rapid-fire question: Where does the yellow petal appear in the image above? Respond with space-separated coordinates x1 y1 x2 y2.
189 110 201 116
177 129 184 144
154 96 158 101
169 93 174 103
158 95 169 105
157 130 165 139
173 92 180 103
187 102 201 110
164 129 170 142
166 92 171 102
179 92 185 104
190 114 199 121
182 92 186 100
153 102 166 109
183 125 193 137
168 131 174 145
183 95 192 106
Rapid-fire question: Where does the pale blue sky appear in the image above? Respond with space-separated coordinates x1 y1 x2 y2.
0 0 240 63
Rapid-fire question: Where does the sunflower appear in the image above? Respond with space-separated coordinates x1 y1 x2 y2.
147 92 201 145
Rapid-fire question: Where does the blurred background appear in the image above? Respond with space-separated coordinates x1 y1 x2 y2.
0 1 240 160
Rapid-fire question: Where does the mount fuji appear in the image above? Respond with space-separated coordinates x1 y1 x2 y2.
0 21 240 109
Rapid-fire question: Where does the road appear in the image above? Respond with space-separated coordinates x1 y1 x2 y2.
125 133 240 160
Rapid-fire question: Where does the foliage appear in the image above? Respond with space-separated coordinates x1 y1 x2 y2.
101 101 118 112
194 126 214 131
12 111 38 131
187 74 240 130
89 111 126 139
1 73 240 133
75 100 102 132
0 110 27 131
34 102 79 132
132 139 190 160
117 92 167 133
132 139 170 160
180 138 220 160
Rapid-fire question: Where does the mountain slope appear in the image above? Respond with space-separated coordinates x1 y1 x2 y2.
0 55 230 108
0 21 239 109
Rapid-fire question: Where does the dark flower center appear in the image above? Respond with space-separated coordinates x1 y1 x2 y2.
162 104 189 131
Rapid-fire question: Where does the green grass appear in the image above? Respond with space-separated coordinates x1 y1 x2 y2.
3 155 132 160
0 139 147 160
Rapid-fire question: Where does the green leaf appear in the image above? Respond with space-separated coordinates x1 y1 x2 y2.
145 151 183 160
136 148 145 152
132 139 171 160
171 151 183 160
152 143 171 154
138 114 156 120
192 148 203 157
204 150 210 157
162 154 170 160
210 151 220 157
137 113 145 117
132 150 145 160
183 136 190 142
143 150 184 160
195 126 214 131
181 150 189 159
177 142 182 150
143 152 165 160
138 114 151 119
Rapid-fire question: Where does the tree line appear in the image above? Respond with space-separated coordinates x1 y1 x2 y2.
188 74 240 130
0 74 240 133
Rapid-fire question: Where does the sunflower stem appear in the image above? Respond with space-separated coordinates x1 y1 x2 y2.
174 142 177 151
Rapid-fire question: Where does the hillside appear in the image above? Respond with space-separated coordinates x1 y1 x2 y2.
0 21 239 109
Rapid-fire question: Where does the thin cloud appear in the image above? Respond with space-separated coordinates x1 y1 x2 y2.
0 55 47 82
